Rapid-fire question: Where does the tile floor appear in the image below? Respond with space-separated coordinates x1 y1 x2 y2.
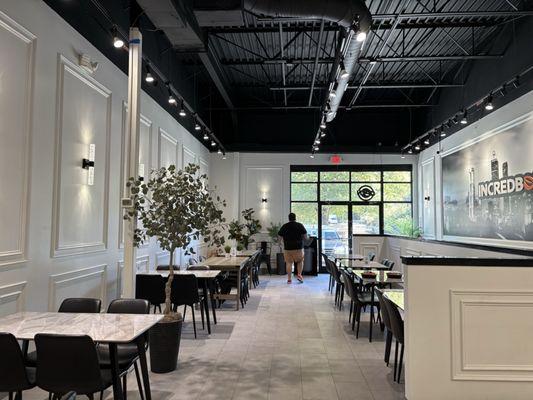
23 274 405 400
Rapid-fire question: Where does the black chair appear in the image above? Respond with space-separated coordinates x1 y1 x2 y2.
0 332 36 400
384 297 405 383
97 299 150 400
136 274 166 313
368 252 376 261
171 275 205 338
321 253 335 293
58 298 102 313
329 259 344 309
375 289 393 366
346 274 378 338
60 392 76 400
156 264 179 271
26 298 101 367
250 251 262 288
258 241 272 275
35 334 113 399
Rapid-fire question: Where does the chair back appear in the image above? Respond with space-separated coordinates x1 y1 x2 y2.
107 298 150 314
58 298 101 313
260 241 270 255
187 265 209 271
135 275 166 305
384 297 404 343
375 289 392 331
170 274 200 306
368 252 376 261
340 269 355 301
35 334 104 395
156 265 179 271
329 259 343 284
386 260 395 270
321 253 331 273
0 332 33 392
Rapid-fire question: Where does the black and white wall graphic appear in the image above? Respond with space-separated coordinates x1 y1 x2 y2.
442 117 533 243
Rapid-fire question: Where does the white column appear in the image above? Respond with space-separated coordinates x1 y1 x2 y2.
122 27 142 298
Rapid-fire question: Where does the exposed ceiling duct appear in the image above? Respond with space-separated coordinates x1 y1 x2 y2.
243 0 372 130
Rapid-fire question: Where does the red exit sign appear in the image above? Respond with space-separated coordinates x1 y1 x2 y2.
330 155 343 164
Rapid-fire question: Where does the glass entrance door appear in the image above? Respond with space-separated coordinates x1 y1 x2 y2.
320 204 350 261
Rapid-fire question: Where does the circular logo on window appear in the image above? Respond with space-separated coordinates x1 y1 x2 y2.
357 185 376 201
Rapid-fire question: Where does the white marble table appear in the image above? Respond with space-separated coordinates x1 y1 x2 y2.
0 311 162 400
150 270 220 279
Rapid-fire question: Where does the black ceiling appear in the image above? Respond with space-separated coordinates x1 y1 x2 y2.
44 0 533 153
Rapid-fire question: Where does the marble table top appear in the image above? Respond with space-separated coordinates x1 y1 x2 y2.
382 289 404 311
349 260 391 270
333 253 364 260
148 270 221 279
204 256 249 269
0 312 163 343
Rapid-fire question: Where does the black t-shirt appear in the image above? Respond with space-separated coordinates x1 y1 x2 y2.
278 221 307 250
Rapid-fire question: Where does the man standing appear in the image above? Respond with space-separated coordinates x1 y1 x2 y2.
278 213 308 284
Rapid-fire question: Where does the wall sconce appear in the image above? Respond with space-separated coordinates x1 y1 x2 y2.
261 197 268 203
138 163 145 181
82 144 95 185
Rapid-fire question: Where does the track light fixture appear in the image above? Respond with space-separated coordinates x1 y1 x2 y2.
313 145 319 151
179 100 186 117
512 76 520 88
310 154 315 159
440 127 446 138
414 142 421 151
407 147 413 154
329 90 337 99
217 148 222 154
356 31 367 42
460 110 468 125
401 153 405 159
320 121 326 130
320 131 326 138
203 132 209 141
423 137 430 145
194 118 201 131
340 63 350 79
222 154 227 160
112 27 124 48
210 140 216 147
485 94 494 111
168 94 176 105
145 65 155 83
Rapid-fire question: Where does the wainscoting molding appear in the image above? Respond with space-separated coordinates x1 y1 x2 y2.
48 264 107 311
199 158 209 177
116 255 150 297
451 290 533 381
158 128 178 168
182 146 196 168
51 54 111 257
0 12 35 267
0 281 27 316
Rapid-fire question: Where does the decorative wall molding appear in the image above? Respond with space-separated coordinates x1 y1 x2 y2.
51 54 111 257
48 264 107 311
158 128 178 168
182 146 196 168
0 12 35 267
360 243 381 258
199 157 209 177
0 281 27 314
451 290 533 381
116 255 150 297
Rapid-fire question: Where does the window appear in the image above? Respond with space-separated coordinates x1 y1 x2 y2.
290 166 413 238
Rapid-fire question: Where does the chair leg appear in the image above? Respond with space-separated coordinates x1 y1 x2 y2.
10 392 14 400
355 306 362 338
385 330 393 366
397 343 404 383
183 305 187 321
349 300 353 323
158 304 162 313
351 304 358 332
134 361 145 400
393 340 399 382
200 301 205 330
122 373 127 400
87 394 94 400
100 391 103 400
191 305 197 339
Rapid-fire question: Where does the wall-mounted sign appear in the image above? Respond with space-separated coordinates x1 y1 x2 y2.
442 116 533 243
357 184 376 201
330 155 342 164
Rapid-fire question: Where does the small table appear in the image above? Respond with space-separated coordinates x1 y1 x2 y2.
0 312 163 400
204 256 250 310
348 260 391 270
350 270 404 342
333 253 364 265
152 270 220 333
382 289 404 311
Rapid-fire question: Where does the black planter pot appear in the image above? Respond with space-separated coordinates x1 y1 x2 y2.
276 253 286 275
149 318 182 373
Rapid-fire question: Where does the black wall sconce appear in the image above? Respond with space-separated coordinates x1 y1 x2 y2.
82 144 95 186
261 197 268 203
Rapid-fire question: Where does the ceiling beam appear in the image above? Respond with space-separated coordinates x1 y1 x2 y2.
208 104 435 111
360 55 504 63
267 83 463 90
372 10 533 19
220 57 335 65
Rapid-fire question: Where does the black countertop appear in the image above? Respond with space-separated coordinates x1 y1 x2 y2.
401 256 533 267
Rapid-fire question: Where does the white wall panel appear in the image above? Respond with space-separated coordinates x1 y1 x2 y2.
0 12 35 266
182 146 196 167
0 281 27 317
51 55 111 257
243 167 284 230
158 128 177 168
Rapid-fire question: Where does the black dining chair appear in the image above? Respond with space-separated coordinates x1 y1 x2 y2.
329 259 344 309
156 264 179 271
375 289 393 366
321 253 335 293
367 252 376 261
258 241 272 275
347 274 378 338
171 275 205 338
35 334 113 399
136 274 166 313
26 298 101 367
97 299 150 400
250 251 262 288
384 297 405 383
340 269 356 324
0 332 36 400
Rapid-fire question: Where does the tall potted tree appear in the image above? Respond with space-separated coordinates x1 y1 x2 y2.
124 163 226 372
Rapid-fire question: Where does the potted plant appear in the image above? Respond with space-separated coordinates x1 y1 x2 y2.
224 245 231 257
228 208 262 249
124 164 226 373
267 222 285 275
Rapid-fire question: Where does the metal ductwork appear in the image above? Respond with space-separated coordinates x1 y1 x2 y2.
244 0 372 124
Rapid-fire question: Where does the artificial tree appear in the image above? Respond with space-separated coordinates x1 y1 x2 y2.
124 163 225 371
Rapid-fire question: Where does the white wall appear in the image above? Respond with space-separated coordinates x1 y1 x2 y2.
417 89 533 251
0 0 210 314
210 152 417 233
